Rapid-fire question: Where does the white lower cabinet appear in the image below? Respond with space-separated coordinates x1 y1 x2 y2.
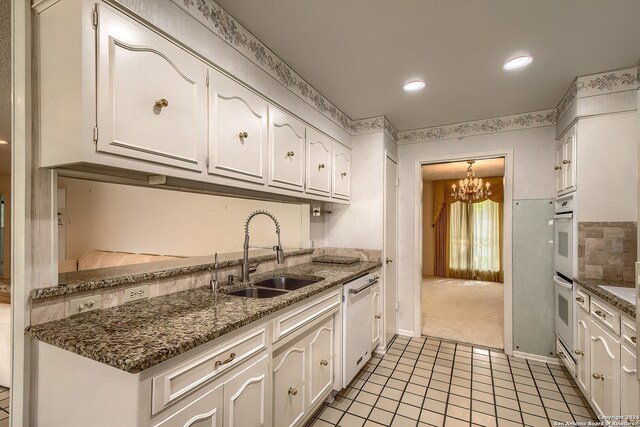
620 342 639 417
273 341 306 427
273 316 334 427
224 355 270 427
589 319 620 416
575 308 590 394
371 283 381 351
308 319 334 408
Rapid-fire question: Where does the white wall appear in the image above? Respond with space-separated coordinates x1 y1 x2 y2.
396 126 557 334
59 178 309 259
576 111 638 222
422 180 434 276
325 132 384 249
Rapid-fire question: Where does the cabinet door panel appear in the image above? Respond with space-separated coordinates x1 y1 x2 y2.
589 320 620 416
563 129 577 192
97 5 206 171
621 343 639 417
371 285 381 351
153 383 223 427
331 141 351 200
224 355 270 427
308 319 334 408
273 342 306 427
209 73 267 183
575 309 590 395
306 129 332 196
555 140 564 194
269 108 305 191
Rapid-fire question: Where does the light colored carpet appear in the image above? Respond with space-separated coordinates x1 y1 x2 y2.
422 276 504 349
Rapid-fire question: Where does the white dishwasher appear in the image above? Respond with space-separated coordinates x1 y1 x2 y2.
342 270 379 386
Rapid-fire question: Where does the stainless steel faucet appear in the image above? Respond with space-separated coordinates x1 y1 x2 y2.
242 210 285 282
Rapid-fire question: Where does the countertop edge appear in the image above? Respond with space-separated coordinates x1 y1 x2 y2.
574 278 636 319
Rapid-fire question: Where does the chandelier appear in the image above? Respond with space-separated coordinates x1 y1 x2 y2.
451 161 492 202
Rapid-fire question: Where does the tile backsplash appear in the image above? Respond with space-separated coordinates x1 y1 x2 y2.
578 222 637 283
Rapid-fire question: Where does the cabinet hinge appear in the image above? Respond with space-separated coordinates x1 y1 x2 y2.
206 70 209 87
205 156 210 168
92 126 98 143
396 178 400 187
92 7 98 29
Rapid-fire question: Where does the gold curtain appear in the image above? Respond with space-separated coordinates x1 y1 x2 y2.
432 176 504 226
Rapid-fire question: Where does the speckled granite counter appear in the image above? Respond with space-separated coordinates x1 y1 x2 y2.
0 279 9 294
25 261 381 373
31 248 314 300
574 278 636 318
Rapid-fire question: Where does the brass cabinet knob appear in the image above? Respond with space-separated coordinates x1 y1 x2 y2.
592 373 604 381
320 359 328 366
576 297 584 303
288 387 298 396
386 257 393 264
574 350 584 356
563 159 571 165
558 351 566 358
155 98 169 109
631 336 636 344
554 166 561 170
318 163 325 169
286 151 295 157
594 310 606 318
341 172 347 178
375 314 381 319
239 132 248 139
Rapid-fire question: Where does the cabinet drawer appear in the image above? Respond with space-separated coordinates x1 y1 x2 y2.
575 289 590 313
272 290 340 343
621 317 637 348
556 337 575 376
590 298 620 335
152 325 267 415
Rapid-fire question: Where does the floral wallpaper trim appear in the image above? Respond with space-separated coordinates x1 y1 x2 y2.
397 109 557 144
175 0 356 133
556 67 639 119
351 116 398 140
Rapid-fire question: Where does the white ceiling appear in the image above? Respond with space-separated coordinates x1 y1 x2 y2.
0 0 10 176
215 0 640 131
422 158 504 181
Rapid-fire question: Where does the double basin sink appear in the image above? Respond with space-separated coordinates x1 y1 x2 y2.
227 276 323 298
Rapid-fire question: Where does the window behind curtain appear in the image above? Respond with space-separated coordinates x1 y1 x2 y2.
449 200 502 281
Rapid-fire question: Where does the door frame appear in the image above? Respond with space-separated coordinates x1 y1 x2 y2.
382 149 398 350
413 148 514 355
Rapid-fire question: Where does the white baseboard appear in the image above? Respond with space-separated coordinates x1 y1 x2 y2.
512 351 560 365
396 329 417 337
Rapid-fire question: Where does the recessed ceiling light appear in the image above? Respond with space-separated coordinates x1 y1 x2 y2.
404 80 425 91
503 55 533 71
0 140 8 145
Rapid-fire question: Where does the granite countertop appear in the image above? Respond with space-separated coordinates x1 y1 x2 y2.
31 248 314 300
25 261 381 374
574 278 636 318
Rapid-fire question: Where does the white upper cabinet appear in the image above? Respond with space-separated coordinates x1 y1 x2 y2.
96 4 207 171
555 123 577 196
331 141 351 200
208 71 268 184
268 107 306 191
306 128 332 197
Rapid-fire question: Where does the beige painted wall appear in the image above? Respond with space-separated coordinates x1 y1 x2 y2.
0 176 10 278
422 180 434 276
59 178 310 260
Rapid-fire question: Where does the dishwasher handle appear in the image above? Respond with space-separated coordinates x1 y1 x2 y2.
349 277 379 295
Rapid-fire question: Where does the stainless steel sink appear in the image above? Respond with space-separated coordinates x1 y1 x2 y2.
253 276 322 291
227 288 289 298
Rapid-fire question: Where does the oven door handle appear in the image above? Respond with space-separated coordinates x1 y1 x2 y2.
554 213 573 220
553 275 573 290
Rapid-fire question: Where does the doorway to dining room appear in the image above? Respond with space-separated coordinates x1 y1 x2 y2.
421 157 505 349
